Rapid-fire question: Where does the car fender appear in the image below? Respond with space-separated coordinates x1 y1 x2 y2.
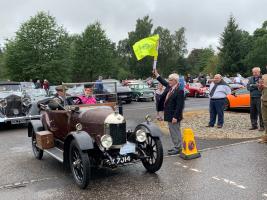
28 120 44 137
135 122 162 139
66 131 94 151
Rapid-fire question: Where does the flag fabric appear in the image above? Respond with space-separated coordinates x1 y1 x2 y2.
133 34 159 61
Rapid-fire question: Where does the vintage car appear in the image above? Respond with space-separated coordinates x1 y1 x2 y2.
225 88 250 110
28 82 163 189
129 82 155 101
185 83 209 97
0 81 40 125
25 88 48 102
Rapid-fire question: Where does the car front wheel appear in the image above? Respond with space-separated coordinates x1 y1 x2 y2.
69 140 91 189
140 134 163 173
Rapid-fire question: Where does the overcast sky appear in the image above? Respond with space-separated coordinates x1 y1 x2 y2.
0 0 267 53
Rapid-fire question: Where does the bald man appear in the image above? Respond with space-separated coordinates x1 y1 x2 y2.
247 67 264 131
207 74 231 128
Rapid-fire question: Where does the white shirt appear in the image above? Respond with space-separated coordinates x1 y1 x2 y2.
209 82 231 99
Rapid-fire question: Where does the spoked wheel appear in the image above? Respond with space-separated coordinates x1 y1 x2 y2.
31 130 43 160
69 140 90 189
139 133 163 173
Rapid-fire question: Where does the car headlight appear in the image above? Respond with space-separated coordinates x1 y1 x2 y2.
136 129 147 142
0 98 7 108
22 98 31 106
101 134 113 149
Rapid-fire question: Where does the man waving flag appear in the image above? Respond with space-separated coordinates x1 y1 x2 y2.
133 34 159 61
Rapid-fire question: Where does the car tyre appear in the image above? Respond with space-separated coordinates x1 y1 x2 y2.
69 140 91 189
31 130 43 160
140 134 163 173
224 99 230 111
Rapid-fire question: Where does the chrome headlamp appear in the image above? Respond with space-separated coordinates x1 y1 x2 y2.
22 97 31 106
0 98 7 108
136 129 147 142
100 134 113 149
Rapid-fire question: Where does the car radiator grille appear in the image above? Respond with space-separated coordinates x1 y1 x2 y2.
5 96 23 117
110 123 127 145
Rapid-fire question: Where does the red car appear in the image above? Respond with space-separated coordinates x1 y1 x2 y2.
185 83 209 97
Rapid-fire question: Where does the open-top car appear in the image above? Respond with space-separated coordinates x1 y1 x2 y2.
0 81 40 125
28 81 163 189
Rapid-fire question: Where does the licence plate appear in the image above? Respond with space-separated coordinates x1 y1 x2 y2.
113 155 132 165
120 142 136 155
11 119 27 124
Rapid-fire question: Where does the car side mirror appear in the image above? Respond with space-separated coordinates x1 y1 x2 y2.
232 92 237 97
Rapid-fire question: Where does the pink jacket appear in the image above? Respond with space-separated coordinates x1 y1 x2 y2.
79 95 97 104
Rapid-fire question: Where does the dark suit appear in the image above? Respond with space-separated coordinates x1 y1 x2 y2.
157 76 185 122
157 75 184 149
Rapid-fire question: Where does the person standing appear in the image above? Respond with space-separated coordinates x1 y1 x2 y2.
154 82 164 120
43 79 50 95
153 69 185 155
207 74 231 128
247 67 264 131
258 68 267 143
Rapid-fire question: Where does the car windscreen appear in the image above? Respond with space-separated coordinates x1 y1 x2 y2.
27 89 47 97
0 84 21 92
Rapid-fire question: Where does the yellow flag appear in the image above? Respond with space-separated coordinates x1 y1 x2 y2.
133 34 159 61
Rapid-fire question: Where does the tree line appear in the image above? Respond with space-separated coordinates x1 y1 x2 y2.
0 12 266 84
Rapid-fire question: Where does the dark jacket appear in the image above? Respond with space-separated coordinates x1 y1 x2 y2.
157 76 185 122
247 76 262 98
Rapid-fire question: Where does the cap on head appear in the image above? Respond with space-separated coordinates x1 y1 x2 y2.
55 85 67 92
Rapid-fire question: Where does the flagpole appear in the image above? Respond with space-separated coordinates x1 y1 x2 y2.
153 41 159 70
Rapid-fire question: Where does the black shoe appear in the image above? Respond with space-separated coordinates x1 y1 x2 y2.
206 125 214 127
168 147 182 155
249 127 258 130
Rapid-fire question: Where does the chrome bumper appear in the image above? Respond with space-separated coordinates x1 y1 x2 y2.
0 115 41 123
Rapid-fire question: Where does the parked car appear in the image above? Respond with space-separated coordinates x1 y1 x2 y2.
28 82 163 189
225 88 250 110
48 86 57 97
129 82 155 101
20 82 35 90
0 81 40 125
25 88 48 102
228 83 245 91
102 79 132 104
185 83 209 97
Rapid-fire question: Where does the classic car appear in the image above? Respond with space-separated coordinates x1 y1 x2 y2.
129 82 154 101
25 88 48 102
0 81 40 125
102 79 133 104
225 88 250 110
28 82 163 189
185 83 209 97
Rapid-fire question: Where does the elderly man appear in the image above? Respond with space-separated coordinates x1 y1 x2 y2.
207 74 231 128
258 67 267 143
153 69 185 155
247 67 264 131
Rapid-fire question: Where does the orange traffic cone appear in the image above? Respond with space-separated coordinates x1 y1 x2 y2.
180 128 201 160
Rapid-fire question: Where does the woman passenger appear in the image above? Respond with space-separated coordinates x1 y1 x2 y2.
79 84 97 104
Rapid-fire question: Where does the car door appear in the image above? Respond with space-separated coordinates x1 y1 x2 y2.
232 89 250 108
46 110 70 140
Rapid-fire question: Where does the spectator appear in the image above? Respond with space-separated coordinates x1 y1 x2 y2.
186 74 193 83
179 75 185 90
95 76 104 93
247 67 264 131
79 84 97 104
234 73 243 85
153 69 185 155
154 82 164 120
35 80 41 89
207 74 231 128
258 66 267 143
43 79 50 95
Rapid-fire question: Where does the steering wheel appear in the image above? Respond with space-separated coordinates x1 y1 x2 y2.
66 96 83 105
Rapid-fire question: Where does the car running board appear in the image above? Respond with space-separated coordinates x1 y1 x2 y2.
44 147 63 163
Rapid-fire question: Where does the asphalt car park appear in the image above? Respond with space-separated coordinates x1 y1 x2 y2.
1 98 265 200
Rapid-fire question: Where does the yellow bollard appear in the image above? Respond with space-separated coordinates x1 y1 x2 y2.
180 128 201 160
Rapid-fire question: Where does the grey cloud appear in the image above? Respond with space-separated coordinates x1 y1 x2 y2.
0 0 267 52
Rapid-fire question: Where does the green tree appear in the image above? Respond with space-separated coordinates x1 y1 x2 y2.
5 11 71 83
71 22 116 81
218 15 251 75
244 21 267 73
203 55 219 75
0 48 8 80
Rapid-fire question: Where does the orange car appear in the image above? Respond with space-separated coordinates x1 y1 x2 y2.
225 88 250 110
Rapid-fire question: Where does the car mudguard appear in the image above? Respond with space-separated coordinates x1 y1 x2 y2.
66 131 94 151
135 122 162 138
28 120 44 137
